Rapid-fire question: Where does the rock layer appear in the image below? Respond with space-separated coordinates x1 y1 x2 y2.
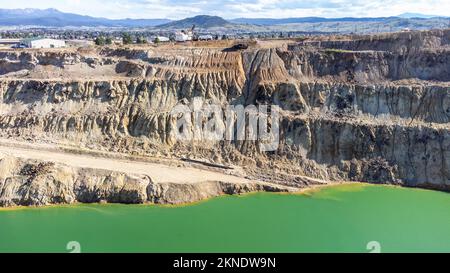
0 155 291 207
0 29 449 206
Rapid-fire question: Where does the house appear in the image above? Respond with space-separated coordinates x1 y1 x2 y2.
20 38 66 49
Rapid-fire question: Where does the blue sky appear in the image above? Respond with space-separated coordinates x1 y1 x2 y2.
2 0 449 19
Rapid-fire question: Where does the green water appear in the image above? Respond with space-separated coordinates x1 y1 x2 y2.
1 184 450 253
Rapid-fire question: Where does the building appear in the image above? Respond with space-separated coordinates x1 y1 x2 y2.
153 36 170 43
198 35 213 41
175 32 192 42
0 38 21 46
174 25 195 42
66 39 94 47
20 38 66 49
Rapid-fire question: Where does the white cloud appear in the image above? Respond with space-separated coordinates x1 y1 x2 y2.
0 0 449 19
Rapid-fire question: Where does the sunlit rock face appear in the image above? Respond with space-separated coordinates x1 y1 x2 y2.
0 29 449 195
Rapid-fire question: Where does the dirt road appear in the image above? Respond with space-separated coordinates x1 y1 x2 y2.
0 139 254 185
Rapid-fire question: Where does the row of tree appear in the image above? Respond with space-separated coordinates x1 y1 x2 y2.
94 36 112 45
95 33 151 46
94 33 235 46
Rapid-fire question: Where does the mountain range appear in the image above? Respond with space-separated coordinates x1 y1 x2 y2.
0 8 170 27
230 16 395 25
397 12 443 19
0 8 448 29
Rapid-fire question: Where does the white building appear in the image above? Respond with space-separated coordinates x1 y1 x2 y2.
0 38 21 45
21 38 66 49
198 35 213 41
154 36 170 43
175 32 192 42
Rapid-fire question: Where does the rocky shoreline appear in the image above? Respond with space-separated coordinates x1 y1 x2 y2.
0 152 299 207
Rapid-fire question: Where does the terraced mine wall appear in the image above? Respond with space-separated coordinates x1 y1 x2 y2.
0 29 449 194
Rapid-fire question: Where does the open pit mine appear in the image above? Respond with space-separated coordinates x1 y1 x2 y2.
0 29 449 207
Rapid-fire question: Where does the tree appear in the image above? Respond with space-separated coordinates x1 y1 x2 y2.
105 37 113 45
122 33 133 45
136 36 147 44
95 36 106 46
154 37 160 44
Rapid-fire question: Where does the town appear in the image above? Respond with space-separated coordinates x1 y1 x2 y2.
0 26 318 49
1 12 447 49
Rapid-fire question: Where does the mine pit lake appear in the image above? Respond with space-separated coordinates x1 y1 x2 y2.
1 184 450 253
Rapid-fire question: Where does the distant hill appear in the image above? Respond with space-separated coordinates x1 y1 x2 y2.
397 12 444 19
0 8 448 32
231 16 400 25
0 8 171 27
157 15 232 29
231 14 449 26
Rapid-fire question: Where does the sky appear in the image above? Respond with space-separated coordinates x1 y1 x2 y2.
1 0 449 20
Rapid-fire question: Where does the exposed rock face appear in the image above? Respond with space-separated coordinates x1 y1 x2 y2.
297 29 450 53
0 155 290 207
0 29 449 207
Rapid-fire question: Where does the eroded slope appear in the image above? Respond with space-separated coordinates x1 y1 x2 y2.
0 30 449 206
